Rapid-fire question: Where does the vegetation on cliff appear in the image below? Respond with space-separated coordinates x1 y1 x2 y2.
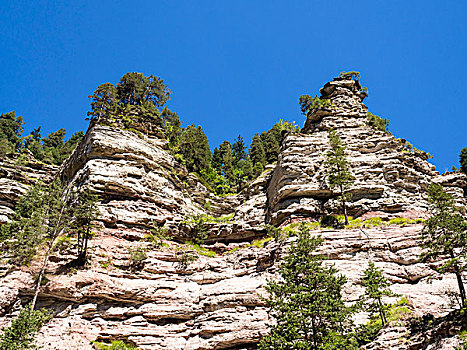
421 183 467 308
324 128 354 225
259 223 358 349
0 111 84 165
86 72 300 195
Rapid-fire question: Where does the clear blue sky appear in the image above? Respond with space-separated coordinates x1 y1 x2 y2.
1 1 466 172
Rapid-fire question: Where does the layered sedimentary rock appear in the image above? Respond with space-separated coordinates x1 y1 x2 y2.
1 223 464 349
1 76 467 349
58 124 269 242
267 77 465 225
0 158 57 223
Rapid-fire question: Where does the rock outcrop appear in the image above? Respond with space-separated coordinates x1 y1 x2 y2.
1 75 466 350
0 159 57 223
267 77 465 225
58 124 269 242
1 223 464 349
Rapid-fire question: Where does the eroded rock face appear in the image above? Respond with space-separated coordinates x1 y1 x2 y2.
1 76 466 349
59 125 203 231
58 125 269 243
0 224 463 349
267 77 466 225
0 159 57 223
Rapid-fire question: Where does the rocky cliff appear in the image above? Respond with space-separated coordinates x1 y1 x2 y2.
1 76 466 349
0 158 57 224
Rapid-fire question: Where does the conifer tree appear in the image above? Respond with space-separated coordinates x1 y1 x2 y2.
324 128 354 225
259 223 357 349
0 111 24 151
179 125 211 173
249 133 266 174
4 180 72 310
421 183 467 308
1 181 100 310
87 82 118 122
71 188 100 266
0 304 52 349
232 135 247 161
218 140 234 179
460 147 467 174
261 131 280 164
361 261 395 325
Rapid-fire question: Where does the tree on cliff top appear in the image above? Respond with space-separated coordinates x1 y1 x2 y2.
87 72 171 123
179 124 211 173
0 111 24 152
460 147 467 174
421 183 467 308
259 223 358 349
324 128 354 225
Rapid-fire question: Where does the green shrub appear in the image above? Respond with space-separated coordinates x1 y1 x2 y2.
366 112 390 134
387 217 410 226
93 340 138 350
355 298 411 346
182 214 209 245
283 221 320 236
205 213 234 223
144 222 169 249
0 304 52 349
339 71 360 80
264 224 286 242
345 218 362 229
184 241 216 258
456 331 467 350
127 247 147 271
175 247 198 269
251 237 273 248
298 95 332 115
363 217 383 227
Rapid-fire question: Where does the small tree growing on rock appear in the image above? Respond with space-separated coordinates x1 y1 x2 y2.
421 183 467 308
259 223 358 349
0 304 52 349
324 128 354 225
361 261 396 325
71 188 100 266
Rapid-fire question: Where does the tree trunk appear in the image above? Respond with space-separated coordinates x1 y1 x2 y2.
377 297 387 325
31 242 54 310
450 250 466 308
340 184 349 225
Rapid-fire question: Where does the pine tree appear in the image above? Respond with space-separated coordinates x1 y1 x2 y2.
2 180 100 309
259 223 357 349
421 183 467 308
87 82 118 122
460 147 467 174
232 135 247 161
0 111 24 152
211 147 222 173
179 125 211 173
324 128 354 225
0 304 52 349
71 188 100 266
361 261 395 325
261 130 280 164
218 140 234 179
249 133 266 171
